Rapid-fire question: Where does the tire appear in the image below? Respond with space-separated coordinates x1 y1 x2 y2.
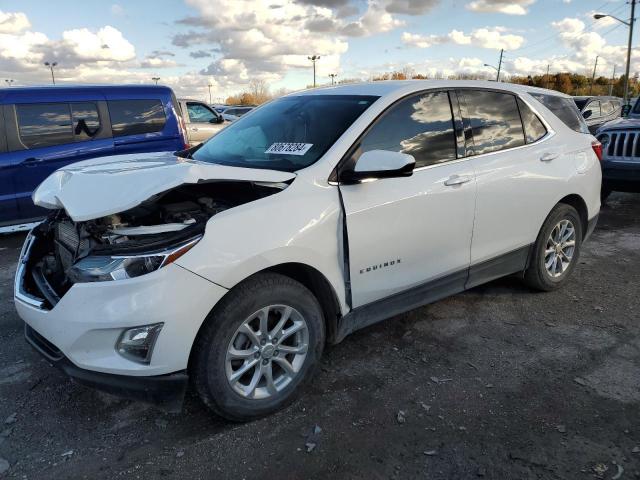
191 272 325 421
524 204 583 292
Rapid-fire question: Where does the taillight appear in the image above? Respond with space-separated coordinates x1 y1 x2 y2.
591 141 603 161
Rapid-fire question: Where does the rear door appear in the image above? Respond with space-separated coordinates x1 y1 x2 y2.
108 98 174 154
9 99 114 222
184 101 225 143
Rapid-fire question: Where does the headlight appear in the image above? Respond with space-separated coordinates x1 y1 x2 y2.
597 133 610 147
116 323 163 364
69 236 201 282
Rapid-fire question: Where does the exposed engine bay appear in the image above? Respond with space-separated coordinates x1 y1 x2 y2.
22 180 287 307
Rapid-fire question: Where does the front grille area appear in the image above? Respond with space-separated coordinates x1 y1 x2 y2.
603 130 640 161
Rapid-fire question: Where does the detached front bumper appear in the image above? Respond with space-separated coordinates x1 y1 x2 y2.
25 323 188 411
14 232 228 388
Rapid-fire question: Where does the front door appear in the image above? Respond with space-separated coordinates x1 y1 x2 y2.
339 90 476 308
185 102 225 144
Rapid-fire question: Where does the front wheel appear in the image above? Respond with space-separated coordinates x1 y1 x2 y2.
524 204 583 292
191 273 325 421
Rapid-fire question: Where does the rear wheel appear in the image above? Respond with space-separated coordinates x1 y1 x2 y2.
524 204 583 292
191 273 324 421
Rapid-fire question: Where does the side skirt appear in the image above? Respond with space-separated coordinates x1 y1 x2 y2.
334 244 532 343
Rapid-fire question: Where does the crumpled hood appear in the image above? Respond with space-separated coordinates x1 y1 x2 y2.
597 117 640 134
33 151 296 222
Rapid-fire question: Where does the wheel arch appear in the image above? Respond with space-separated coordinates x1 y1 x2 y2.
187 262 344 372
557 193 589 239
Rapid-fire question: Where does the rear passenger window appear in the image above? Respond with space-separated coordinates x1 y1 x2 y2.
108 99 166 137
517 98 547 143
16 103 73 149
586 101 601 118
72 103 101 141
529 93 589 134
357 91 457 168
601 101 614 115
460 90 525 155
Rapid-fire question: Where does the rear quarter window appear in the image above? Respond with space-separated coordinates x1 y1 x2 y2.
107 99 166 137
529 93 589 134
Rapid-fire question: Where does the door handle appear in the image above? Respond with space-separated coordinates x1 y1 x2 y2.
190 127 199 132
540 152 559 162
444 174 472 186
22 157 42 167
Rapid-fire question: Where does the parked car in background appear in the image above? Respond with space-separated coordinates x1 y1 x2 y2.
212 104 230 114
177 98 227 146
221 106 254 122
15 80 601 420
572 96 622 134
0 85 186 232
595 116 640 199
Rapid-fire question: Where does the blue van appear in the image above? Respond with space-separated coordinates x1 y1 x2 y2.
0 85 187 230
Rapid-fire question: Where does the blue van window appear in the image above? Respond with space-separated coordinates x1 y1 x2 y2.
72 103 101 141
108 99 166 137
16 103 73 149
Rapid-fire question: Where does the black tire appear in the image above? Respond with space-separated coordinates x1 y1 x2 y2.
191 272 325 421
524 203 583 292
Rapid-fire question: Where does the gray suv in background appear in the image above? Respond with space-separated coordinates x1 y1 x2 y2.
178 98 227 145
573 96 622 134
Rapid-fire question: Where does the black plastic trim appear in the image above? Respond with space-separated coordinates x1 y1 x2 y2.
25 324 188 411
465 244 532 290
584 214 598 242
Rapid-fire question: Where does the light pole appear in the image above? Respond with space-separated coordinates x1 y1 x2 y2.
207 83 213 104
4 79 14 87
308 55 320 87
594 0 636 105
328 73 337 85
44 61 57 85
484 63 499 81
152 77 160 85
590 55 599 95
610 65 617 96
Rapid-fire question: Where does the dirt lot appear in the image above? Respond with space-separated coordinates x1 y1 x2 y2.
1 193 639 480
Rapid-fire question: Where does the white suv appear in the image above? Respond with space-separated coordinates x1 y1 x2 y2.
15 81 601 420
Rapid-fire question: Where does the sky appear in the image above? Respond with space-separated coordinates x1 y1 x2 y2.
0 0 637 102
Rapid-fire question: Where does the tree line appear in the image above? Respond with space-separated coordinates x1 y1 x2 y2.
222 70 640 106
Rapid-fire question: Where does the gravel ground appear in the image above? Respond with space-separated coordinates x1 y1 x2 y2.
1 193 639 480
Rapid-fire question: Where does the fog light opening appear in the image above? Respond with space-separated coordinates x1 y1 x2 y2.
116 323 164 364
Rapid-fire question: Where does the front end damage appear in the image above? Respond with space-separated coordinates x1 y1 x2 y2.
20 180 287 309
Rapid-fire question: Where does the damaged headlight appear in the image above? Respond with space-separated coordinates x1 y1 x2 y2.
69 236 201 282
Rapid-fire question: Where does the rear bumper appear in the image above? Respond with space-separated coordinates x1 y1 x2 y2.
601 159 640 192
25 323 188 411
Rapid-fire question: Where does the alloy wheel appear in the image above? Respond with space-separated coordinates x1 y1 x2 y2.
544 219 576 278
225 305 309 399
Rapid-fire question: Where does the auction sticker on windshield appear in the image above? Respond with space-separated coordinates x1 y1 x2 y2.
265 143 313 155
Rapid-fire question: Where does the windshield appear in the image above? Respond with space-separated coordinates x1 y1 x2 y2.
192 95 378 171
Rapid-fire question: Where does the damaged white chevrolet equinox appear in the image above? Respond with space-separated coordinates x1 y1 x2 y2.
15 81 601 420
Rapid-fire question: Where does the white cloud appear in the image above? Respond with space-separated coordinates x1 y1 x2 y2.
0 10 30 34
467 0 535 15
402 27 524 50
61 26 135 62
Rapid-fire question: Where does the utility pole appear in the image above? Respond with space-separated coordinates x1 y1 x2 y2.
610 65 617 96
590 56 599 95
496 49 504 82
625 0 636 104
152 77 160 85
207 83 213 104
328 73 337 85
308 55 320 87
44 61 57 85
545 64 550 89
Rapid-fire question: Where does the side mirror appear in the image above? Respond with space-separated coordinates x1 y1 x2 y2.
582 109 593 119
340 150 415 184
210 116 224 124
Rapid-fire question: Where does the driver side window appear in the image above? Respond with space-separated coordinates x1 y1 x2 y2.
187 103 217 123
357 91 457 169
